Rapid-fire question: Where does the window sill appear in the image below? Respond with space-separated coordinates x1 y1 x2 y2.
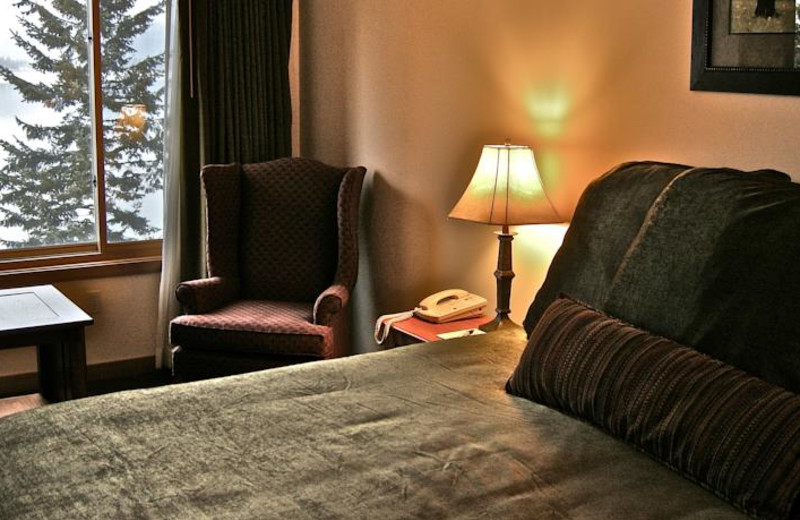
0 255 162 289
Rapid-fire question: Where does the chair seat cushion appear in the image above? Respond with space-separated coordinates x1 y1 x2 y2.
170 300 333 357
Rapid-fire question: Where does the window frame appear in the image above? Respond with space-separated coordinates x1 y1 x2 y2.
0 0 163 285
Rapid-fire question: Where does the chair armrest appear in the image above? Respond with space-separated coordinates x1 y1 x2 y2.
175 277 238 315
313 284 350 326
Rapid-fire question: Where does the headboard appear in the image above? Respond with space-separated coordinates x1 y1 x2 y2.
523 161 800 393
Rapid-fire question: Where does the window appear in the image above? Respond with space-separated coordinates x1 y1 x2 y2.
0 0 166 273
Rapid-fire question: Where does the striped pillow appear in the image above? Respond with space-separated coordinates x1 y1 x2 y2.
506 297 800 520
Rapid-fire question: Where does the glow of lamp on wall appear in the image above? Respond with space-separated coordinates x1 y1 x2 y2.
526 85 571 139
115 104 148 139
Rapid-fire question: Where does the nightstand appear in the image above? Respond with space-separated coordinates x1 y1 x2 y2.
387 315 493 348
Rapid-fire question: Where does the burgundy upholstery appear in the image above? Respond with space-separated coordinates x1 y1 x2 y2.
171 301 333 356
175 277 238 315
239 161 341 301
202 163 241 279
171 157 366 381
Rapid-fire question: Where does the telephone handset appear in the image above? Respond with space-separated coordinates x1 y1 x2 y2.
414 289 487 324
373 289 488 344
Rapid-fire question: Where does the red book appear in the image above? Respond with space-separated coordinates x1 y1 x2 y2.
392 315 492 343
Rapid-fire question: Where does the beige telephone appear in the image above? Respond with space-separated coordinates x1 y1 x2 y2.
373 289 488 344
414 289 487 324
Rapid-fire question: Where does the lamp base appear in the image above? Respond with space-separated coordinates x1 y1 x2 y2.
479 313 521 332
479 227 522 334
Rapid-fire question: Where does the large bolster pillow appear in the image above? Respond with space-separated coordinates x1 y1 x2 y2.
507 297 800 520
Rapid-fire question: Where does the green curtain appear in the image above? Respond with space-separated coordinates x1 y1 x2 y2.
194 0 293 165
178 0 202 282
183 0 293 278
157 0 293 367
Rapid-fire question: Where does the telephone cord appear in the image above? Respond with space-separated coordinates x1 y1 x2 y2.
373 309 418 345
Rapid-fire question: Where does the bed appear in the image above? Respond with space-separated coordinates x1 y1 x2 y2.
2 161 800 519
0 329 744 519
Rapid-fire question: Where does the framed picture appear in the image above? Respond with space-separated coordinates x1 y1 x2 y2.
691 0 800 95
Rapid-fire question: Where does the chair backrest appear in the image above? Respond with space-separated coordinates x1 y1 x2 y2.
202 157 364 303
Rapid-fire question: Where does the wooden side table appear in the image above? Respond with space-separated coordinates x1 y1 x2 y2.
389 315 493 347
0 285 93 402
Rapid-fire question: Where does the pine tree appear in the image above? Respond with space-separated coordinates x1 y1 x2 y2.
0 0 164 248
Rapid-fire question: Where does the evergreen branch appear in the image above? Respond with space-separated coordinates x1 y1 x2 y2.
8 32 56 73
0 65 59 107
1 0 166 247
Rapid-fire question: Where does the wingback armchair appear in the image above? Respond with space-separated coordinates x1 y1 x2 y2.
170 157 366 382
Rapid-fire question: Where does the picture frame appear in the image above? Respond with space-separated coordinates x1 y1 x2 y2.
691 0 800 95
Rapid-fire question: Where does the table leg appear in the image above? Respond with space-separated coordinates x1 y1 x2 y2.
37 341 65 402
65 327 88 400
37 327 88 402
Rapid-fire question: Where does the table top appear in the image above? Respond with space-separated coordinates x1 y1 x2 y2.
392 315 493 343
0 285 93 336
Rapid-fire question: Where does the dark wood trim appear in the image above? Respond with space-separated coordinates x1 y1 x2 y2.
0 355 159 398
0 240 161 270
690 0 800 96
0 243 98 261
87 355 159 383
0 256 161 288
88 0 110 249
0 372 38 399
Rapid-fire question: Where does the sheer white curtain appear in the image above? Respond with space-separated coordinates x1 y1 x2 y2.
156 0 185 369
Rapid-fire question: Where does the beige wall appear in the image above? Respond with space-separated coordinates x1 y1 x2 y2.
300 0 800 352
0 274 160 378
5 0 797 376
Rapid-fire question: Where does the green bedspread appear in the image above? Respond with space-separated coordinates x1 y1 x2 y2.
0 330 743 519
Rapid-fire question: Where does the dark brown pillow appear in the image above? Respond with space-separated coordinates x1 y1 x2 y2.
507 297 800 520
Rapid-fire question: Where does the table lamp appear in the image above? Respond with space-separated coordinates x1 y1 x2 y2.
449 141 562 331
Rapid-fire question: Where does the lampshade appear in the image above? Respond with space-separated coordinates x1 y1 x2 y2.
449 143 562 226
